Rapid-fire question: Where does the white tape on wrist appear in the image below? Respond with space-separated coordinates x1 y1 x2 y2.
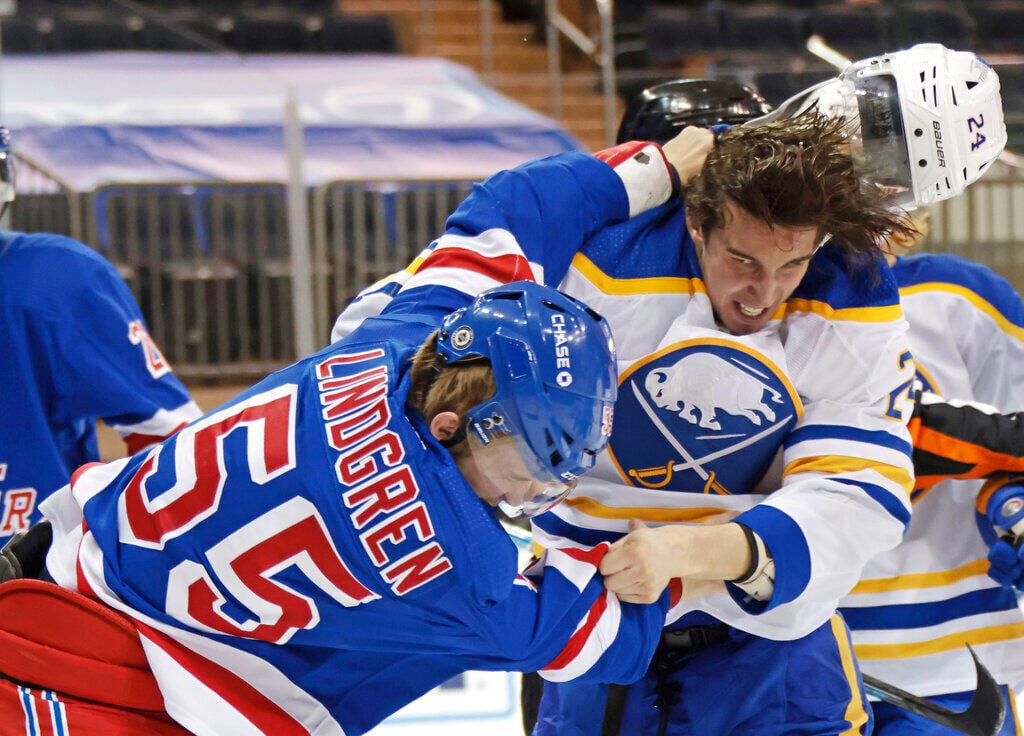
595 142 676 217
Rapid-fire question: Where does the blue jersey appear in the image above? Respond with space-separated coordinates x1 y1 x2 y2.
0 231 199 546
41 288 670 736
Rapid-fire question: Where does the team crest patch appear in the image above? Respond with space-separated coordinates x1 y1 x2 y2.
609 341 800 494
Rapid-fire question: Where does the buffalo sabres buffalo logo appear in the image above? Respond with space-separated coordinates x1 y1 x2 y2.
608 341 801 494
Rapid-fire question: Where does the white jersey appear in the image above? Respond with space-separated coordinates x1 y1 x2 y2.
840 252 1024 695
333 143 916 641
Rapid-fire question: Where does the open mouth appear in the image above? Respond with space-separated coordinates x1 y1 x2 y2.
738 303 767 318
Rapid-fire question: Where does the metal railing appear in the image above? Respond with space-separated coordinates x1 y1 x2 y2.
927 161 1024 291
10 163 1024 380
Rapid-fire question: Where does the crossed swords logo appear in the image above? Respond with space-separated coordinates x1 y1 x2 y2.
627 379 793 492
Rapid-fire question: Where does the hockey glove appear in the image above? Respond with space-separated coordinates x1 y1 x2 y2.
0 521 52 584
985 483 1024 591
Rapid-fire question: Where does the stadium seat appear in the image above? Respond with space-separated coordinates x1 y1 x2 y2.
754 68 834 108
888 0 975 50
50 10 142 51
232 10 316 54
320 14 399 54
139 9 235 52
993 64 1024 123
720 2 809 54
972 0 1024 53
0 15 55 53
806 1 891 61
641 4 723 65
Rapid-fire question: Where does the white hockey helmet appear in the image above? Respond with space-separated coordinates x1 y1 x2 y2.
753 44 1007 207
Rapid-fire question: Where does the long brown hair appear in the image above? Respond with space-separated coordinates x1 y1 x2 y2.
408 331 496 427
686 111 915 257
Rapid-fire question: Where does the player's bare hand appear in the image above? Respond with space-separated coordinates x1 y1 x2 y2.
600 519 674 604
662 126 715 187
677 578 727 601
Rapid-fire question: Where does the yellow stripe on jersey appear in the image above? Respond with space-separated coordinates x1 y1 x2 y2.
561 495 732 523
404 253 429 275
855 621 1024 659
785 298 904 323
570 252 705 296
850 559 989 594
784 456 914 495
830 615 870 736
900 282 1024 341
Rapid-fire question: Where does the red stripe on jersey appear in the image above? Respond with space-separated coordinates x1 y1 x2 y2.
542 590 610 673
124 423 188 456
559 541 610 569
135 621 313 736
34 691 58 736
669 578 683 607
70 462 104 487
594 141 659 168
416 247 533 283
31 692 57 736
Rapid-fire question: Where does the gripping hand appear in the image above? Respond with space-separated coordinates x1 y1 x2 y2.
985 483 1024 591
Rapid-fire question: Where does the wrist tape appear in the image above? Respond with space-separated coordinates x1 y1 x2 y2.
731 524 775 602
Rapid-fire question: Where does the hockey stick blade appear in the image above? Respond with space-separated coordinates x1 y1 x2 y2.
862 646 1005 736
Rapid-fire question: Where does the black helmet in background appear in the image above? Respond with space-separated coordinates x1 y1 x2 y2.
616 79 773 145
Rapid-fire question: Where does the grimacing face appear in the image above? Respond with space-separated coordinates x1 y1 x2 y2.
689 201 820 335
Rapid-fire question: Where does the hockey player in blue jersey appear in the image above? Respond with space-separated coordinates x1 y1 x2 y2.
0 280 675 736
330 43 1006 736
0 126 201 552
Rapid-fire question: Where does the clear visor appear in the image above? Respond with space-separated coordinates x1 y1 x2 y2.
746 73 915 207
467 400 575 518
843 72 915 207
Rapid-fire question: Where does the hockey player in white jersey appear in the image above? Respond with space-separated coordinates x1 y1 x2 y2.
330 43 1006 736
547 48 1018 736
841 205 1024 735
733 44 1022 734
0 126 201 551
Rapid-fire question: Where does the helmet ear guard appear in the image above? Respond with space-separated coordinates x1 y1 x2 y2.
436 281 617 513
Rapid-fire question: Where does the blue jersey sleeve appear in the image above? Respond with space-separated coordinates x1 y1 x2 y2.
46 241 197 436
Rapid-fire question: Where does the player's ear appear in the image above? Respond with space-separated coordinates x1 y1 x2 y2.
429 411 461 441
686 213 704 247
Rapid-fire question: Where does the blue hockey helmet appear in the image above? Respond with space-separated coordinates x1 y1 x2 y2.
0 127 14 218
617 79 772 145
437 281 617 517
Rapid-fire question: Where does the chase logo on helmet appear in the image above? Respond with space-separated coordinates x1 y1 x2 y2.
550 313 574 388
608 342 800 493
